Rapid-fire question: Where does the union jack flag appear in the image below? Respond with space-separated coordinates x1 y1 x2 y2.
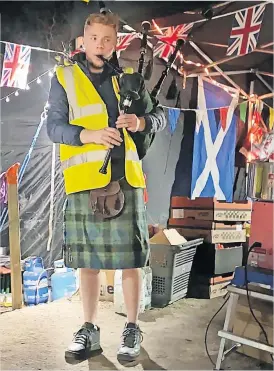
0 42 31 89
116 33 138 57
226 4 266 57
153 23 193 62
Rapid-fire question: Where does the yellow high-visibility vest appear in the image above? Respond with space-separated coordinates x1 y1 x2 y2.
55 63 145 195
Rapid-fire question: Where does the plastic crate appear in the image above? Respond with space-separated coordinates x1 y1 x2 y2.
150 238 203 307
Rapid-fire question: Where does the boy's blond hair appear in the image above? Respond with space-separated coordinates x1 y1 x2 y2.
84 13 119 32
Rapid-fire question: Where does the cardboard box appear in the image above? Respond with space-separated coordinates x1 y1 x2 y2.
168 218 244 230
188 278 230 299
149 228 188 245
99 270 115 302
149 228 189 267
232 296 273 364
148 224 165 238
170 197 252 222
171 197 251 210
175 227 246 244
208 281 229 298
209 274 234 285
189 273 234 285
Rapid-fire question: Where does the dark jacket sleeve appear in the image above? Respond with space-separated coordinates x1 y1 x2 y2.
142 105 167 134
45 74 84 146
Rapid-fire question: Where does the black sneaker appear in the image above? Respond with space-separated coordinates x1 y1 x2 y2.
65 322 102 362
117 323 143 362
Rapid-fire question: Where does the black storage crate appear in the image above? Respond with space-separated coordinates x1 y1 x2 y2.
192 242 243 276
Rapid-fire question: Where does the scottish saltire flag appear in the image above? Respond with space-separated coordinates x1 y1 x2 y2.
0 42 31 89
226 4 265 56
191 77 239 202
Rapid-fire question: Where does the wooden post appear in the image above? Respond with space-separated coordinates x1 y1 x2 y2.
6 163 22 310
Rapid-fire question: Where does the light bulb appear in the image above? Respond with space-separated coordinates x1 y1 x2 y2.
26 85 30 90
37 77 41 84
48 71 53 77
15 91 19 96
6 97 10 102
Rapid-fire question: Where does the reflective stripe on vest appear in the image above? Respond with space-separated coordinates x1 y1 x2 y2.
62 67 104 121
61 149 140 171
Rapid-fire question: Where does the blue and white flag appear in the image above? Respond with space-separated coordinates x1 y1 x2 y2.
191 77 239 202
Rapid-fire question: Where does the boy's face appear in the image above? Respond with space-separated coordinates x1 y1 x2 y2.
83 23 117 69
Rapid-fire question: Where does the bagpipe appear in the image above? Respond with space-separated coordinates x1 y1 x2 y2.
98 19 185 174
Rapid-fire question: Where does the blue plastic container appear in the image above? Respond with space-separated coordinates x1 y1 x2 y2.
51 259 76 301
23 256 49 306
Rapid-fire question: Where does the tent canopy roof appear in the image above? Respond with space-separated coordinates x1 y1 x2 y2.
109 1 273 100
115 1 273 68
68 1 273 99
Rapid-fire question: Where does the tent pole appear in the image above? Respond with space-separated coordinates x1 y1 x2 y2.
6 163 23 310
187 48 273 73
194 41 274 55
245 73 255 199
188 40 274 74
255 48 274 55
257 71 274 78
194 40 227 48
261 41 274 48
189 41 249 98
258 92 274 100
247 76 255 132
193 40 274 50
190 53 242 71
187 70 251 78
256 73 273 92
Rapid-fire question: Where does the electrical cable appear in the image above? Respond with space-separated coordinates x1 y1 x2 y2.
204 293 230 367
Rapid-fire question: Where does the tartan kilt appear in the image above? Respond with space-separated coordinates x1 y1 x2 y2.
62 178 150 270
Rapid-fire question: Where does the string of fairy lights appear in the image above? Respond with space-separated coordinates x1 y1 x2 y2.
1 56 266 113
1 63 245 106
0 46 246 106
1 68 55 103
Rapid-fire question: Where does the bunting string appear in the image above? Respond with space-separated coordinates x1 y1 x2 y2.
1 68 54 102
163 100 248 112
0 40 66 56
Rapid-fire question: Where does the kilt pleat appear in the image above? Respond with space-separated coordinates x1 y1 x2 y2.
63 178 150 269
